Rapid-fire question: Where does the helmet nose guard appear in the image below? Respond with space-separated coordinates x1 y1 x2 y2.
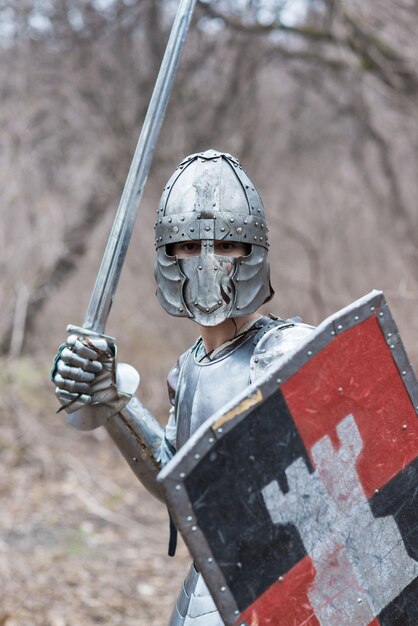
154 149 273 326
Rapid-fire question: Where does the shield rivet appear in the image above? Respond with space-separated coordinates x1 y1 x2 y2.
218 300 222 305
358 598 363 604
192 526 197 532
180 472 185 478
387 332 392 338
307 350 312 356
374 488 379 494
277 378 282 384
337 324 343 330
179 307 184 313
133 457 138 462
221 586 226 592
402 424 408 430
208 437 214 443
338 387 343 394
176 485 181 491
194 453 200 460
279 576 284 582
208 557 213 563
402 370 407 376
354 315 359 321
187 515 192 521
217 427 223 433
370 306 375 312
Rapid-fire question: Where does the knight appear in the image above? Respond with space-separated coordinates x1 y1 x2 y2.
51 149 313 625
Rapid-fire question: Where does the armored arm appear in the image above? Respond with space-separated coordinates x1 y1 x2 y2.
249 321 315 382
52 335 176 502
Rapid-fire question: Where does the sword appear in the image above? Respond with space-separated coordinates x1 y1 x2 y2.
67 0 196 340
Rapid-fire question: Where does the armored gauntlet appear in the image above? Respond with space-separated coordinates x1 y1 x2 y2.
51 334 166 500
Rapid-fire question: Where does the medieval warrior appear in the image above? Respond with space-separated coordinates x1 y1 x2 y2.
51 149 314 625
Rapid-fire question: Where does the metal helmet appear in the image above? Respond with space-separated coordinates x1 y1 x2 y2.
154 149 274 326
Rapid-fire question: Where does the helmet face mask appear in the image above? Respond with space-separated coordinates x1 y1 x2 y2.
154 150 273 327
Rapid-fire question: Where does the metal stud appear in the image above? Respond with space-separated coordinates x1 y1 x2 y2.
236 227 243 234
173 226 179 233
402 424 408 430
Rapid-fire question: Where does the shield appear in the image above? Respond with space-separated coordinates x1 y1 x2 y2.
158 290 418 626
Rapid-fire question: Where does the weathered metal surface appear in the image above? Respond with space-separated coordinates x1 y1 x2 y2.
158 290 418 626
82 0 197 334
154 150 273 326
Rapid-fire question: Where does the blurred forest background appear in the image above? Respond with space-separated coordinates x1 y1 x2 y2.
1 0 417 624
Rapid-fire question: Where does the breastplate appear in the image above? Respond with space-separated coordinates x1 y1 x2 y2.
174 333 256 450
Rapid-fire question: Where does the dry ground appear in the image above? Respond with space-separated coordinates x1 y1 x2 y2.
0 358 190 626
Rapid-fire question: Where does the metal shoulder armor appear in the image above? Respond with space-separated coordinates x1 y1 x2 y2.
249 321 315 382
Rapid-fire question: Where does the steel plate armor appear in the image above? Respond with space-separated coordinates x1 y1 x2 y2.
166 318 314 626
154 150 274 326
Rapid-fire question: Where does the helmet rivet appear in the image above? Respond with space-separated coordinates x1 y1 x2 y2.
236 305 240 310
218 300 222 305
244 219 248 225
181 216 185 221
220 227 225 232
260 236 263 241
173 226 179 233
159 237 163 241
255 222 259 227
179 308 184 312
198 266 202 270
236 227 243 234
168 218 172 223
159 219 162 224
205 226 210 231
194 301 198 305
206 308 210 312
209 243 213 247
261 223 264 228
254 236 257 240
257 208 261 212
214 266 218 270
230 218 235 223
190 227 194 232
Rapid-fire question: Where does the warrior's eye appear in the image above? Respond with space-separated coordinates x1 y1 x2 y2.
169 240 201 257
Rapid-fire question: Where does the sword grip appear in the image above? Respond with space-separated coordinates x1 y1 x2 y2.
66 324 116 347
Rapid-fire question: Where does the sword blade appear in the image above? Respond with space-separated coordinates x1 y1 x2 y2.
83 0 196 334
